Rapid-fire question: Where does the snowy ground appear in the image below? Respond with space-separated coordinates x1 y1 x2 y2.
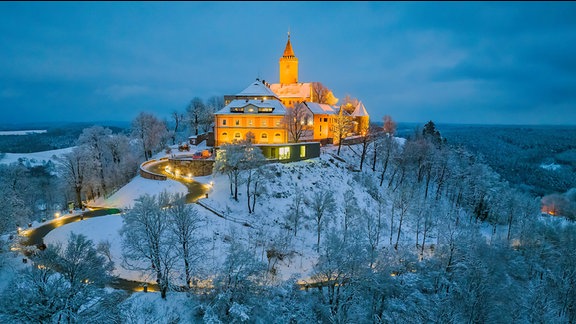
89 175 189 209
41 143 372 286
0 147 73 166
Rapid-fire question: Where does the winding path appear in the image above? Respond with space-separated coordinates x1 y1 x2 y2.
19 160 210 293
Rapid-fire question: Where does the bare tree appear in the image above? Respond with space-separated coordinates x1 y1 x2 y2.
170 110 185 145
308 189 337 252
187 97 205 136
383 115 397 136
282 103 312 143
332 109 354 156
346 123 379 171
311 82 338 105
285 184 306 236
203 95 224 133
340 95 359 115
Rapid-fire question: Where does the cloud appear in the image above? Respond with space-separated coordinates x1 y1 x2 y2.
95 85 151 101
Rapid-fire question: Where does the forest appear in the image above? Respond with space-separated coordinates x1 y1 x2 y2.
0 118 575 323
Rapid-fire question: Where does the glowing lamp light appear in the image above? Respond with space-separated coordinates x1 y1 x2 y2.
54 212 60 218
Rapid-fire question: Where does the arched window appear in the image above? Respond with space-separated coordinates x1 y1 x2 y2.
274 133 282 143
261 133 268 138
234 132 241 139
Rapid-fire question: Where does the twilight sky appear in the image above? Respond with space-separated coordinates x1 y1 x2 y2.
1 2 576 126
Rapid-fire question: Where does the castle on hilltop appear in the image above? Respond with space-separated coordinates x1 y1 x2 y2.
214 34 369 157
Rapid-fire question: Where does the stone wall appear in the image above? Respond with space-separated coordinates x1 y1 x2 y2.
168 158 214 177
140 159 168 180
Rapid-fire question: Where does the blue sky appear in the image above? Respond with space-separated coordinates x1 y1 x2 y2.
1 2 575 126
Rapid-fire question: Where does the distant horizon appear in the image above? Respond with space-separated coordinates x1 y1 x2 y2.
1 119 575 132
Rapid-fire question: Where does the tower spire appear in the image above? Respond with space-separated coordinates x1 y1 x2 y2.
283 31 295 58
279 31 298 84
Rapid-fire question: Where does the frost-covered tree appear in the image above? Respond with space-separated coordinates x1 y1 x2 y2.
285 183 306 236
213 140 246 201
307 189 337 252
0 163 33 234
57 146 91 208
167 194 206 288
242 143 267 213
77 125 112 196
131 112 168 160
121 192 176 299
0 233 115 323
212 234 267 322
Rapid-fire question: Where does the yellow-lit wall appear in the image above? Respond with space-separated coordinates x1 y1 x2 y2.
214 114 287 146
312 114 334 141
279 57 298 85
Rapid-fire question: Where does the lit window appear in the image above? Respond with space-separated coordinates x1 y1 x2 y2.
262 120 267 126
248 120 253 126
261 133 268 138
275 120 280 126
300 146 306 158
279 147 290 160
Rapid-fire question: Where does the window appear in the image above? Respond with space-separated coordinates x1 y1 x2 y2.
324 118 328 122
222 119 227 126
279 147 290 160
221 132 228 140
320 125 322 132
261 133 268 138
275 120 280 127
300 145 306 158
235 120 240 126
262 120 267 126
248 120 253 126
234 132 241 139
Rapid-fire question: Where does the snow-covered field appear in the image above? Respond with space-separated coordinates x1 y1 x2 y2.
0 130 47 135
0 147 73 166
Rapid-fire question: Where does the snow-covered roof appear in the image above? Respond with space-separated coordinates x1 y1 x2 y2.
300 102 337 115
269 82 311 98
352 101 369 117
237 80 279 99
215 99 287 116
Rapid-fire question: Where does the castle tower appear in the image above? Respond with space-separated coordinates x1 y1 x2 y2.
279 32 298 85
